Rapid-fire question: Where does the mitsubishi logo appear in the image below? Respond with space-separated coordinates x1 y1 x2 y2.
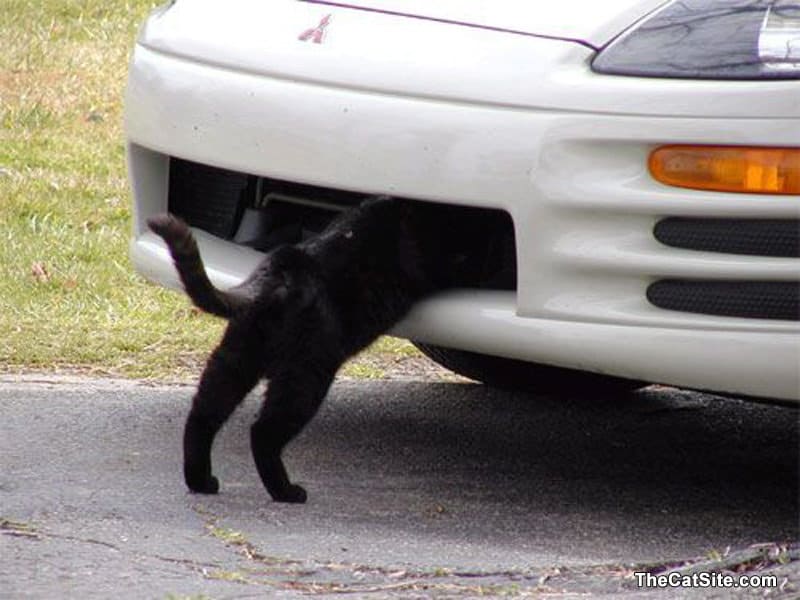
299 14 332 44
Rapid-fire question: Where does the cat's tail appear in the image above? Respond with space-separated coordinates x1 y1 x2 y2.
147 214 245 319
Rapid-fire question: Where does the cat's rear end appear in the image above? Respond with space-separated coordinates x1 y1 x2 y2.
148 214 247 318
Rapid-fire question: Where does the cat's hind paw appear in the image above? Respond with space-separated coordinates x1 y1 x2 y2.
185 474 220 495
272 483 307 504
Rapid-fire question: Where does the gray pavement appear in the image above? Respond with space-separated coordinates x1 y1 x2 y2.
1 376 798 598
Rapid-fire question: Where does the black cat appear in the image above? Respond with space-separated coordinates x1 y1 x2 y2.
148 196 474 503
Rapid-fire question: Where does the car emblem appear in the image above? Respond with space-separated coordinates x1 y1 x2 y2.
299 14 332 44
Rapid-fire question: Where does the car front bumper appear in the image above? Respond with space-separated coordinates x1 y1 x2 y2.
126 21 800 401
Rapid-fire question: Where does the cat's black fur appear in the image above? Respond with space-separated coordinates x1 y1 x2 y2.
148 196 470 503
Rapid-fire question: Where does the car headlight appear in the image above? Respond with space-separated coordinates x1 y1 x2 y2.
592 0 800 79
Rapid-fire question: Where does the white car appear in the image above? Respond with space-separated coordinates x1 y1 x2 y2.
125 0 800 402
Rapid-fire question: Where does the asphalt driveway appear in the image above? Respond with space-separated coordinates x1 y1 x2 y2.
1 376 797 598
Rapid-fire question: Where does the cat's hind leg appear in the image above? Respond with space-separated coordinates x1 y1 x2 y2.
184 325 261 494
250 367 335 503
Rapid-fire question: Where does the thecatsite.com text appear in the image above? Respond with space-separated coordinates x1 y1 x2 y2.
634 571 777 590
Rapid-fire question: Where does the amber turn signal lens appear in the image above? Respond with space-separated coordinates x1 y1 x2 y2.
649 146 800 195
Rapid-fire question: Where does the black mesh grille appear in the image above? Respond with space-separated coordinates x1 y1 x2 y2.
654 218 800 257
647 280 800 321
168 158 253 238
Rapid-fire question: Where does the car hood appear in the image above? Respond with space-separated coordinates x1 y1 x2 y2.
135 0 698 114
297 0 669 47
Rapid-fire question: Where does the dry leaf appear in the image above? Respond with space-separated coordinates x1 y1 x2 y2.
31 262 50 283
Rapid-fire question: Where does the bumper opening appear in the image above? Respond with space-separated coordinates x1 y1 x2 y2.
167 156 517 291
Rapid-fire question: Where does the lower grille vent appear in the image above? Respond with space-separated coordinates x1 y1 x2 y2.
647 280 800 321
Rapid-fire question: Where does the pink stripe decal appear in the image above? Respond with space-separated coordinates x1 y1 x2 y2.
298 0 596 49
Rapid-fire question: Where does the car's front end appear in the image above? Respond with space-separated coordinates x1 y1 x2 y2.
126 0 800 402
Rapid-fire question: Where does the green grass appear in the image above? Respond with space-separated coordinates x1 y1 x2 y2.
0 0 422 380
